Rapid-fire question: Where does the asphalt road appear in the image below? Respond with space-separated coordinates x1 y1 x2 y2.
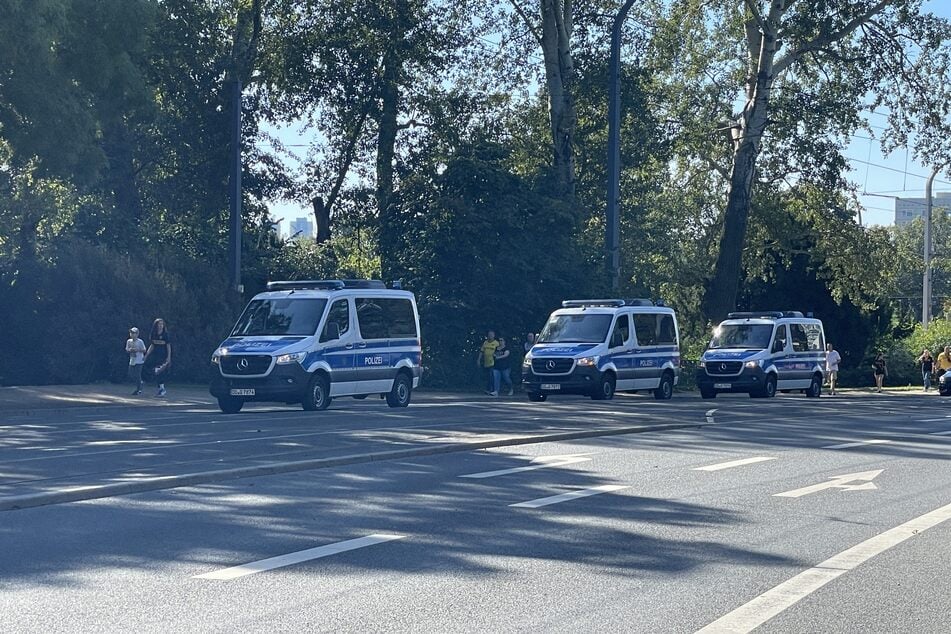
1 390 950 632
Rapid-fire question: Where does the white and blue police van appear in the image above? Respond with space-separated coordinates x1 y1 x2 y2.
209 280 421 413
522 299 681 402
696 311 826 399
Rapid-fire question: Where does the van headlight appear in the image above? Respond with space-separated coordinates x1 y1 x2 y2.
523 354 532 367
698 360 705 368
745 360 760 368
211 348 226 364
276 351 307 365
576 356 599 367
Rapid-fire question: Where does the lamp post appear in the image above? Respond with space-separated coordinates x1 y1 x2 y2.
923 164 945 326
605 0 637 293
229 77 243 294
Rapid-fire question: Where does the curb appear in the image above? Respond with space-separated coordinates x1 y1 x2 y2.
0 422 700 512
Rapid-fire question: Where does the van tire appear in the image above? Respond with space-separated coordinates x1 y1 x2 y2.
752 374 777 399
386 372 412 408
591 373 616 400
700 386 716 399
527 392 547 402
217 396 244 414
806 373 822 398
654 372 674 400
302 374 331 411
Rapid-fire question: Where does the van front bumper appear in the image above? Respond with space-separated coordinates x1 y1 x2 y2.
695 365 766 392
209 363 310 402
522 366 600 395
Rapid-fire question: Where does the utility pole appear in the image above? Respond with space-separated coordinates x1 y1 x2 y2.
605 0 636 294
229 78 243 294
923 165 944 325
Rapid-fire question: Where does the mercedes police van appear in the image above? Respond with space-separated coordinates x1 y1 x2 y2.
522 299 681 402
209 280 421 413
696 311 826 399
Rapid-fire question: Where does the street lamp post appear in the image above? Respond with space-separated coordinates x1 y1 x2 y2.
229 77 243 294
923 165 945 326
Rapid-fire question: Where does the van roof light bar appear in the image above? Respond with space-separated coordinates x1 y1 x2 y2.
562 299 625 308
727 311 805 320
266 279 387 292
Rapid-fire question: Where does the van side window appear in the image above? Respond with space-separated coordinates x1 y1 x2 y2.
633 314 657 346
610 315 630 348
772 325 788 353
803 323 824 350
320 299 350 342
657 314 677 345
790 323 811 352
356 297 418 340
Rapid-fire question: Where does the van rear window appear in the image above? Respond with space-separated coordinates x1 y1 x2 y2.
356 298 418 339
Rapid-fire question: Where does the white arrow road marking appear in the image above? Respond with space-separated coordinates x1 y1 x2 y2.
693 456 777 472
774 469 883 498
510 484 628 508
192 534 406 580
696 500 951 634
705 409 717 424
822 439 892 450
459 454 593 479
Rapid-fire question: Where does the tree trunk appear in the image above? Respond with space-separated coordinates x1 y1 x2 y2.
312 196 331 243
539 0 576 200
102 120 143 243
375 46 399 222
702 10 780 322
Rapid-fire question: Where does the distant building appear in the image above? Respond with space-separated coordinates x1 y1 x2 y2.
288 217 314 240
895 192 951 226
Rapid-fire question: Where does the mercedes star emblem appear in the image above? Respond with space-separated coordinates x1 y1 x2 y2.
547 360 556 370
238 358 249 370
720 363 727 372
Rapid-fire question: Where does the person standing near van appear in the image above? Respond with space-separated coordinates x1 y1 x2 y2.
825 343 841 396
523 333 536 354
493 338 514 396
917 349 934 391
126 327 146 395
936 345 951 380
872 352 887 393
144 318 172 397
478 330 499 394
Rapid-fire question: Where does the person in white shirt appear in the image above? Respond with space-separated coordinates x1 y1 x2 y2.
825 343 841 396
126 327 146 395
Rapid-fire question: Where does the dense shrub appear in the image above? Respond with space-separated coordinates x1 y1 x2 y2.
0 238 241 386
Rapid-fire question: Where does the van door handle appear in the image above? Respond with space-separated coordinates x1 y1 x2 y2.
345 343 354 350
356 341 367 348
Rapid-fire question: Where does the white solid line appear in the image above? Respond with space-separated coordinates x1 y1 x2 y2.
930 430 951 436
459 457 591 479
192 534 405 580
693 456 777 472
822 439 892 450
510 484 628 508
695 500 951 633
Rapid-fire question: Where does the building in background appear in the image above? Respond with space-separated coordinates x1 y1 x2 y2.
895 192 951 226
287 217 314 240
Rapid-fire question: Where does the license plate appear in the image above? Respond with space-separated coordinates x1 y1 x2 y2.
713 383 731 389
230 388 255 396
540 383 561 390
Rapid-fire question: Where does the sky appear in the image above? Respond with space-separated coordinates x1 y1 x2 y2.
263 0 951 235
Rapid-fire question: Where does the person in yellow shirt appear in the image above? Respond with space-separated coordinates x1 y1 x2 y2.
477 331 500 395
937 345 951 379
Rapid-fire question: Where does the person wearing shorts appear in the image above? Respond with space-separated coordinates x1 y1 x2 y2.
825 343 841 396
143 318 172 397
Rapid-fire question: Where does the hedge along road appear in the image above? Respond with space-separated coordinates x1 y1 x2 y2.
0 385 937 510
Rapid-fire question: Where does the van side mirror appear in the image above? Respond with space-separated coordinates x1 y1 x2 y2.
324 322 340 341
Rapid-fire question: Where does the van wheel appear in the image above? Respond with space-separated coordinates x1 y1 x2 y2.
654 372 674 400
752 375 777 399
700 386 717 399
217 396 243 414
528 392 547 402
302 374 331 411
806 373 822 398
386 373 412 408
591 373 615 400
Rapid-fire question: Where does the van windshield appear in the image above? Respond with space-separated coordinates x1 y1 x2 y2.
537 313 613 344
708 324 772 350
231 298 328 336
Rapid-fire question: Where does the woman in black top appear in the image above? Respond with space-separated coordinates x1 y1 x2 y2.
917 349 934 392
144 318 172 397
493 338 514 397
872 352 887 393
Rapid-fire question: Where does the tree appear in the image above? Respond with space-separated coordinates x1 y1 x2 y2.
653 0 951 321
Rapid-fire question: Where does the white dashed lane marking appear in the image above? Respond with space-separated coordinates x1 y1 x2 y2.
822 439 892 450
459 454 593 479
510 484 629 509
192 534 406 580
692 456 777 471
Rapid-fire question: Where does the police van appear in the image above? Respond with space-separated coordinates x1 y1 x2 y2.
522 299 681 402
209 280 421 413
696 311 826 399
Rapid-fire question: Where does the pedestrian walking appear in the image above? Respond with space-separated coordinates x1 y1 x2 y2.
143 318 172 397
917 348 934 392
477 330 499 395
126 327 146 395
825 343 841 396
523 333 536 354
871 351 887 393
493 337 514 396
936 345 951 380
